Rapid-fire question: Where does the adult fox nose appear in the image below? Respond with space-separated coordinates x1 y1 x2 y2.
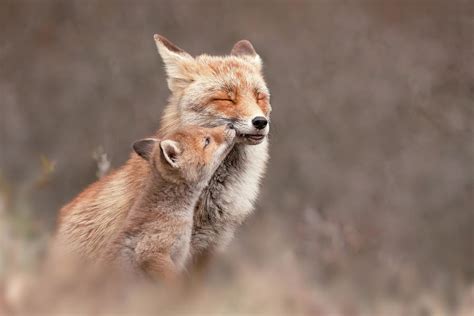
252 116 268 130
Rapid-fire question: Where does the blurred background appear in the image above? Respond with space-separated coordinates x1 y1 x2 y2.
1 0 473 315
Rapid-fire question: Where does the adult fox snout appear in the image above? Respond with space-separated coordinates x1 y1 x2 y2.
252 116 268 130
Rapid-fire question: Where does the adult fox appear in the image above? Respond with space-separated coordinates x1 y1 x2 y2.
54 35 270 272
153 35 271 268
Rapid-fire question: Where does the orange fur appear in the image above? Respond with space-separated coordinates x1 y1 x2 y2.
52 154 148 260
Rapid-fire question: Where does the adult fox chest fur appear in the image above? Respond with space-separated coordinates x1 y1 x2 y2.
154 35 271 256
192 140 268 254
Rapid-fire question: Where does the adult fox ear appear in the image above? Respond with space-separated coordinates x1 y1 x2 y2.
159 140 182 169
133 138 157 161
230 40 262 70
154 34 194 92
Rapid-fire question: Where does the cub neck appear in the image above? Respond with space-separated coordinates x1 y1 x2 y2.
135 167 204 214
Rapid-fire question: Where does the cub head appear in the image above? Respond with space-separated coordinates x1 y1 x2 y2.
154 34 271 145
133 125 236 185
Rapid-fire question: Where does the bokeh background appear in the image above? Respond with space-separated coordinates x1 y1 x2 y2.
1 0 473 315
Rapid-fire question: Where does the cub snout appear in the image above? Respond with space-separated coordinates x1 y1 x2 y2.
210 124 237 145
225 124 237 143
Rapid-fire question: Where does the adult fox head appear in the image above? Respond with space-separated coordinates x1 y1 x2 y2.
154 34 271 145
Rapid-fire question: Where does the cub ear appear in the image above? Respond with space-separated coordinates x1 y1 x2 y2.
154 34 194 91
159 139 182 169
230 40 262 70
133 138 157 161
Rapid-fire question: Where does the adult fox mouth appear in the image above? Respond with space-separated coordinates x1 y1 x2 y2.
244 134 265 141
238 133 266 143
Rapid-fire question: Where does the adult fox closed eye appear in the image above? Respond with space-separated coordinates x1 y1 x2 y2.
106 125 236 280
52 125 235 277
153 35 271 268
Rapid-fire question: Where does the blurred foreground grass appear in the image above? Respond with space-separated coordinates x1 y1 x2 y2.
0 175 472 316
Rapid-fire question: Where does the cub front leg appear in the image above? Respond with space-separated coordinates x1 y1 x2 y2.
110 232 179 283
132 233 180 282
139 254 178 283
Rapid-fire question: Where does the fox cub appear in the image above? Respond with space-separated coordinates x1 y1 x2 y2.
106 124 235 280
53 125 235 281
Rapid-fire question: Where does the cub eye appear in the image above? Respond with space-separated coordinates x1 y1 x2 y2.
204 137 211 148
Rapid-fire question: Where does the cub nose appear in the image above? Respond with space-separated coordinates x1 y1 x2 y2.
252 116 268 130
